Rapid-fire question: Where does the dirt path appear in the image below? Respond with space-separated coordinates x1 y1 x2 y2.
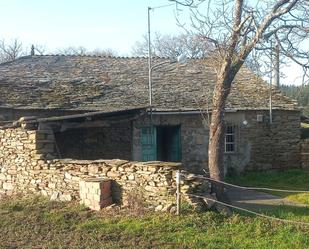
226 187 307 211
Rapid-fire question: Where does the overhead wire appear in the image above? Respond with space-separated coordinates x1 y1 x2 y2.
180 172 309 193
179 172 309 226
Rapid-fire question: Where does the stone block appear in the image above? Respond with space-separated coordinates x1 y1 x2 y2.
128 174 135 180
145 185 157 192
59 194 72 202
48 183 56 189
106 171 120 178
88 165 99 174
195 136 204 145
28 133 37 140
65 172 72 179
3 182 13 190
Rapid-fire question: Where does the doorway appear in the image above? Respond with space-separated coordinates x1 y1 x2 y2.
156 125 181 162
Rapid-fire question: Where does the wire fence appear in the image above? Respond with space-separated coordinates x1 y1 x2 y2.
180 172 309 193
176 171 309 227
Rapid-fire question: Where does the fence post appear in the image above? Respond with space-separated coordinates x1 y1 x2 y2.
176 170 181 215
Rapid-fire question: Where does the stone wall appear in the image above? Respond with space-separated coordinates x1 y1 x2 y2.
54 123 132 160
0 128 203 210
228 110 301 172
133 110 301 173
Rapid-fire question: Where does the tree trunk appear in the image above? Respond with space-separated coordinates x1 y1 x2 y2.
208 72 232 201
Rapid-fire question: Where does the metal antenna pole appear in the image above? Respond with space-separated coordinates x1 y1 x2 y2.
269 40 273 124
148 7 152 109
274 43 280 88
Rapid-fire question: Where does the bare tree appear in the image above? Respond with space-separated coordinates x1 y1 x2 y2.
0 39 24 63
89 48 118 57
57 46 118 56
169 0 309 199
57 46 88 55
132 32 212 58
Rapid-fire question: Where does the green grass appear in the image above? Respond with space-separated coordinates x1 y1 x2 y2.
226 169 309 205
0 196 308 249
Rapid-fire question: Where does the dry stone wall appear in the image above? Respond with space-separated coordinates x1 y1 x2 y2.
0 128 209 210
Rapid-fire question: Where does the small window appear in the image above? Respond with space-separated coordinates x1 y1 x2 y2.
225 125 236 153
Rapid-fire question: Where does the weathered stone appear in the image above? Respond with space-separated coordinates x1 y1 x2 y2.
3 182 13 190
65 172 72 179
106 171 120 178
155 205 163 212
169 206 177 214
59 194 72 202
214 203 232 216
50 192 59 201
128 174 135 180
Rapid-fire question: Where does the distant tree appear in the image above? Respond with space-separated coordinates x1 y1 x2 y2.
281 84 309 115
132 32 212 58
0 39 24 63
57 46 88 55
0 40 48 63
89 48 118 57
57 46 118 56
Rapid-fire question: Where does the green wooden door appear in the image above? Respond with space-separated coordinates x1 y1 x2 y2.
141 126 157 161
168 126 181 162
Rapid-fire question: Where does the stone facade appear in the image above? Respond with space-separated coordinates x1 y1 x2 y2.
133 110 301 173
54 123 133 160
240 110 301 172
133 113 208 173
0 107 301 176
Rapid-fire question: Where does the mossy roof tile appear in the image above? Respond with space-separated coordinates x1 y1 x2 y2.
0 55 299 111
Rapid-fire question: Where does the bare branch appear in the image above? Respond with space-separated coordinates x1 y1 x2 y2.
0 39 24 62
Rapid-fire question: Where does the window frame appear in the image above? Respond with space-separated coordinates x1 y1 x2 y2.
225 125 236 153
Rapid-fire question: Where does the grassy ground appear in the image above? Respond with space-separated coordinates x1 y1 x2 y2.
0 196 308 249
227 169 309 205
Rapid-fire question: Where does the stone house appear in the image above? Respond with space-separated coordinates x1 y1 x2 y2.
0 55 301 174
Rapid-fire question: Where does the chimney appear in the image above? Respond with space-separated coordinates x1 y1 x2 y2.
31 45 35 56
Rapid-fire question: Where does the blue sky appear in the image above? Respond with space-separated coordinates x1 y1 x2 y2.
0 0 307 85
0 0 180 54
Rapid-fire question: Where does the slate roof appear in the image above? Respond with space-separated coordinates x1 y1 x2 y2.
0 55 299 112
